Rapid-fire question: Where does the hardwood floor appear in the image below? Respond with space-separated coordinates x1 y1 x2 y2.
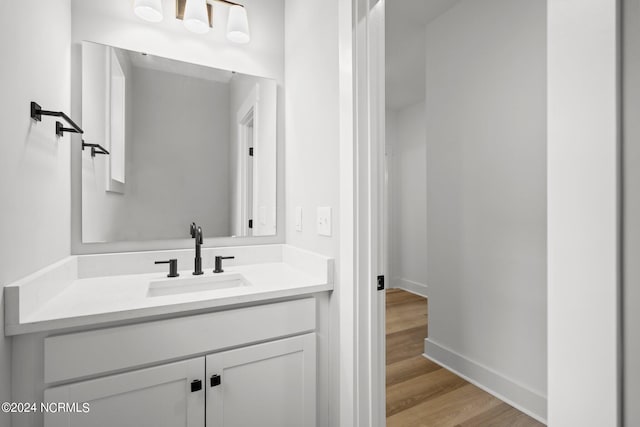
385 289 544 427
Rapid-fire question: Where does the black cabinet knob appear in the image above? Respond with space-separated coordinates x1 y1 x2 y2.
210 374 221 387
191 379 202 392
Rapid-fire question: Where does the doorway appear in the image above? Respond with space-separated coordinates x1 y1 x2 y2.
384 0 547 424
238 111 255 237
235 92 257 238
350 0 621 425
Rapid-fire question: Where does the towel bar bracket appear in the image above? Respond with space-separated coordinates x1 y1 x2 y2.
30 102 43 122
56 121 82 137
82 141 110 158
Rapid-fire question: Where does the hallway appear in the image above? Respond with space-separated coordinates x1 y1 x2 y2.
386 289 544 426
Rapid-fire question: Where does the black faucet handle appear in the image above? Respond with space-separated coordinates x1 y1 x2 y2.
190 223 203 244
214 256 235 274
155 259 179 278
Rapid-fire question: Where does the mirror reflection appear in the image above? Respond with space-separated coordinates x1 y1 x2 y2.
80 41 277 243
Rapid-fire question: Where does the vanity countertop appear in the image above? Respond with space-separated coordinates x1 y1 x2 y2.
4 245 333 336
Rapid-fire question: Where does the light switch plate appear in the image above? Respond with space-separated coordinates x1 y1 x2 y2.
317 207 332 236
295 207 303 232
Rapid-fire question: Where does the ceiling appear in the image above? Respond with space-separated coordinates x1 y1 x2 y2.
385 0 460 111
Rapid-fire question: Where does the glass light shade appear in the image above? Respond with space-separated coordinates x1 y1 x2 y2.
227 5 250 44
184 0 210 34
134 0 163 22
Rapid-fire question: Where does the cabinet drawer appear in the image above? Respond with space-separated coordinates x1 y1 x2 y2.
45 298 316 384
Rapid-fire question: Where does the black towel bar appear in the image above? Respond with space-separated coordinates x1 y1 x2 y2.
30 102 83 136
30 101 110 158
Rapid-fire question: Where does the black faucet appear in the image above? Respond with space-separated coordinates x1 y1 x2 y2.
190 222 204 275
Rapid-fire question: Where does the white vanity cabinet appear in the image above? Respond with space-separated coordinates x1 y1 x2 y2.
7 246 333 427
206 334 316 427
43 334 316 427
40 299 318 427
44 357 205 427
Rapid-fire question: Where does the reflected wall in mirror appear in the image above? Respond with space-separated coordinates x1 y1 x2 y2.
81 41 277 243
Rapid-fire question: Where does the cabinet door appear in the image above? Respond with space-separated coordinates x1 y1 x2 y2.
206 333 316 427
44 357 205 427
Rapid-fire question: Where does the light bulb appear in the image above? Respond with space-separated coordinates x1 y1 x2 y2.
184 0 210 34
134 0 163 22
227 5 250 44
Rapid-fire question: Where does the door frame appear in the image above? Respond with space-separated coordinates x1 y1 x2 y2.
235 85 259 237
339 0 387 426
547 0 621 425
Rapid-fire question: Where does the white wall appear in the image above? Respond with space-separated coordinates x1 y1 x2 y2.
548 0 619 426
0 1 72 425
284 1 341 426
70 0 284 253
284 0 340 257
424 0 547 420
624 1 640 425
387 102 428 296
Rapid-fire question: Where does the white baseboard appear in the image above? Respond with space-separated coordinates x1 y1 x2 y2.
390 277 428 298
424 338 547 424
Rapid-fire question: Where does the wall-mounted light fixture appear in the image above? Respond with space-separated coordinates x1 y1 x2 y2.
175 0 250 43
134 0 250 43
182 0 211 34
134 0 164 22
226 4 250 44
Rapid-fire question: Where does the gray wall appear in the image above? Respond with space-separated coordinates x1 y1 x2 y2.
624 0 640 424
122 67 231 240
387 102 428 294
424 0 547 417
0 0 72 424
82 66 231 241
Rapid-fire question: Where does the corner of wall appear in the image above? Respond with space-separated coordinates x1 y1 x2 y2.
0 1 73 423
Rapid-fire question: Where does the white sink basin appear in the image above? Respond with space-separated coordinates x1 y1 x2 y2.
147 273 250 297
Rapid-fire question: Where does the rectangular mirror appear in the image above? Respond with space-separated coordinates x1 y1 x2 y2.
80 41 277 243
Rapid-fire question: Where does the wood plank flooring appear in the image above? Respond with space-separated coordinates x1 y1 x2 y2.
386 289 544 427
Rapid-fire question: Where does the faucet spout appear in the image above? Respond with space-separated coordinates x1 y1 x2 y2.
190 222 204 275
